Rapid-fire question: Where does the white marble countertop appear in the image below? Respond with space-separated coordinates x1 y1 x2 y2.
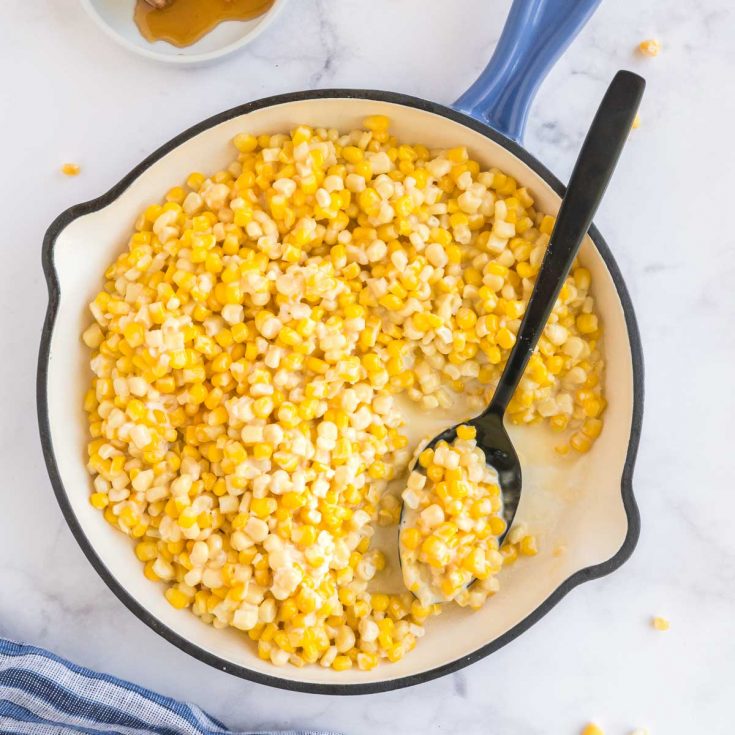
1 0 733 732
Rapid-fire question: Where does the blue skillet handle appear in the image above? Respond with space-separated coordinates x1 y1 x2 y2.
454 0 602 143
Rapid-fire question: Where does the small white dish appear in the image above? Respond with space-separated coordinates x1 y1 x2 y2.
80 0 288 65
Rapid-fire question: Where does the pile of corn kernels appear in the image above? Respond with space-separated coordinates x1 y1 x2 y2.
400 425 533 608
82 115 605 671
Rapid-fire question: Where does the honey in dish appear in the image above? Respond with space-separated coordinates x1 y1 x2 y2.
134 0 275 48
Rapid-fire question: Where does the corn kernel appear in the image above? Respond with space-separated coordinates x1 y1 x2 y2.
638 39 661 57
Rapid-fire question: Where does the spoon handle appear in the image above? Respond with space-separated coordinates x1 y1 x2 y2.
485 69 645 417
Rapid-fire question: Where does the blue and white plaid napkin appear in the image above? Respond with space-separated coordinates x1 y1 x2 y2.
0 638 338 735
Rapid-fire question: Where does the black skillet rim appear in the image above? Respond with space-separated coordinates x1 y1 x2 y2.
37 88 643 696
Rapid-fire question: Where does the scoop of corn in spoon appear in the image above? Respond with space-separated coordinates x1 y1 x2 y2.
400 70 645 605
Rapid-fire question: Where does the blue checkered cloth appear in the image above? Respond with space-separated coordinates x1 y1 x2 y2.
0 638 338 735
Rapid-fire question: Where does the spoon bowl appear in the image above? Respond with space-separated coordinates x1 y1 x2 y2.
417 411 522 541
399 411 521 606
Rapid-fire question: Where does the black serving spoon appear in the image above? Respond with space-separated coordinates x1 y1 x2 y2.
400 71 644 597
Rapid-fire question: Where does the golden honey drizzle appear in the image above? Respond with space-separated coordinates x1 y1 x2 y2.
134 0 275 48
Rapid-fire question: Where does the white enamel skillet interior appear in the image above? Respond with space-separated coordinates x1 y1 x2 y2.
38 0 643 695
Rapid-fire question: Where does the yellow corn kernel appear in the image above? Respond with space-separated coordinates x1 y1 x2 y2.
342 145 363 164
89 492 109 510
446 146 468 163
455 308 477 330
496 327 516 350
519 535 538 556
570 432 592 453
489 516 507 537
233 133 258 153
638 39 661 57
550 414 569 432
165 587 191 610
305 356 329 375
576 314 599 334
421 536 449 568
357 652 378 671
574 266 591 290
61 163 81 176
539 215 555 235
582 417 603 439
252 397 274 419
363 115 390 132
426 464 444 483
546 355 565 375
456 424 476 441
331 655 353 671
401 527 421 551
135 541 158 562
251 497 277 518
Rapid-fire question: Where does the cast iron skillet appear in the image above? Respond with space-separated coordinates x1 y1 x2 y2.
38 0 643 694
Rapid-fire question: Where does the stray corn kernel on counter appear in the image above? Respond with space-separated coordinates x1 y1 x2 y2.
81 116 606 671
